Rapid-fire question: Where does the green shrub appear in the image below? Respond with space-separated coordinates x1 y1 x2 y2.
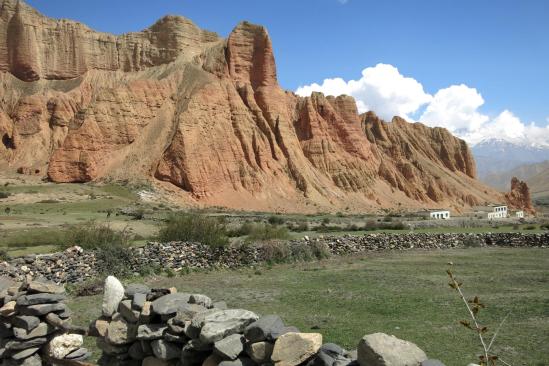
541 222 549 230
95 246 133 278
158 214 229 247
63 221 130 250
523 225 537 230
246 223 290 242
37 199 59 204
267 215 285 225
287 221 309 232
260 241 291 263
0 191 11 199
227 222 255 237
0 249 10 261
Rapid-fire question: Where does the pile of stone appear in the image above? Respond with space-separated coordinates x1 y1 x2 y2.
1 232 547 285
93 276 445 366
0 278 89 365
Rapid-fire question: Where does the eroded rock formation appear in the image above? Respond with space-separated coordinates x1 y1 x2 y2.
0 0 523 212
505 177 535 213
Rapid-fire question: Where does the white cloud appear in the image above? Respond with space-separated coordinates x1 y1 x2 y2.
295 63 432 121
419 85 489 133
296 64 549 147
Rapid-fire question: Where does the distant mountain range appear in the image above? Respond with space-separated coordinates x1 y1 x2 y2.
472 139 549 201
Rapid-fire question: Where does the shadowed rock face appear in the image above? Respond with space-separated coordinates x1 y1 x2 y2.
0 1 518 212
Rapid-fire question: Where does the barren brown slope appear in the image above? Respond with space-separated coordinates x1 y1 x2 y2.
0 0 515 213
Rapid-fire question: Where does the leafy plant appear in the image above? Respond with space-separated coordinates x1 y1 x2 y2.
245 223 290 242
447 266 511 366
63 221 130 250
158 214 229 247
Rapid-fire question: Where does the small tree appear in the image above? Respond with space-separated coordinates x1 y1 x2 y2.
447 266 512 366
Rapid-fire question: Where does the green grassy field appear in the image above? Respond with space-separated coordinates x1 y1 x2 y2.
67 248 549 366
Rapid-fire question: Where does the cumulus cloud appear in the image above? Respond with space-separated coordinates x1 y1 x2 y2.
419 85 489 133
295 63 432 121
296 64 549 147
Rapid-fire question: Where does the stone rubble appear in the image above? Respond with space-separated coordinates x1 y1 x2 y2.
0 278 89 365
0 233 547 284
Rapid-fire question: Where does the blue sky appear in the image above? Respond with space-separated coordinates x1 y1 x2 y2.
26 0 549 145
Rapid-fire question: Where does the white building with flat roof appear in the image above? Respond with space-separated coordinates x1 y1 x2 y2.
474 204 508 219
417 210 451 220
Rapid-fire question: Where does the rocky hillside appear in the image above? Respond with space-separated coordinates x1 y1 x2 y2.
0 0 516 212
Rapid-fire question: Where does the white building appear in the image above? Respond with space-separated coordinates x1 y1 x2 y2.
514 210 524 218
474 205 508 219
418 210 451 220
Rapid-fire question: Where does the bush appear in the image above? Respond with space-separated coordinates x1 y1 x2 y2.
0 249 10 261
261 241 291 263
267 215 285 225
63 221 130 250
260 240 330 264
227 222 255 237
158 214 229 248
541 222 549 230
95 246 133 278
287 221 309 232
0 191 11 199
246 223 290 242
523 225 537 230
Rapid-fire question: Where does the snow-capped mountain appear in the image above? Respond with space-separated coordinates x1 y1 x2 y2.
471 139 549 185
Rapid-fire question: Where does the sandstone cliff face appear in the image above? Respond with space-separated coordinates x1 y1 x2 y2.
505 177 535 213
0 1 516 212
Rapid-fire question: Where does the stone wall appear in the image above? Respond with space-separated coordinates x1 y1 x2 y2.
0 233 547 284
91 276 441 366
0 279 90 365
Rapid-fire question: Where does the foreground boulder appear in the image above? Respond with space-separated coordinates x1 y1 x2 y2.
357 333 427 366
271 332 323 366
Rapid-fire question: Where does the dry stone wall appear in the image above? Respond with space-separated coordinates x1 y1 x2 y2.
91 276 443 366
0 278 90 365
0 233 547 284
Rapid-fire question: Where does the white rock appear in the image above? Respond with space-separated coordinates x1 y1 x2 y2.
45 333 83 359
102 276 125 317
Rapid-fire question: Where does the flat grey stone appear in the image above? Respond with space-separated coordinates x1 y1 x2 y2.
11 316 40 331
16 293 66 306
2 337 48 351
133 293 147 310
13 322 54 340
119 300 140 323
151 339 180 360
125 283 151 297
137 324 167 340
357 333 427 366
244 314 285 342
10 346 40 360
17 302 66 316
65 347 90 360
214 334 245 360
151 293 191 315
26 281 64 294
321 343 346 357
194 309 259 344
